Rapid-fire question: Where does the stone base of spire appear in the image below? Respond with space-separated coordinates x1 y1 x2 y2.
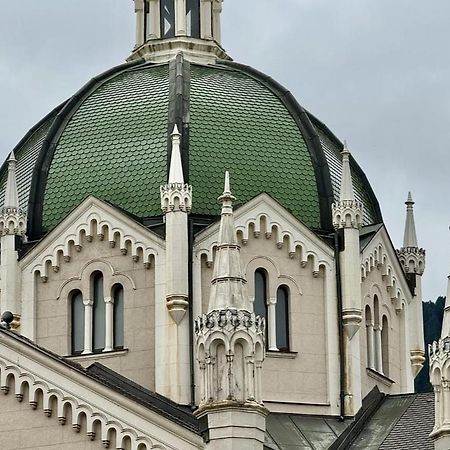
196 403 268 450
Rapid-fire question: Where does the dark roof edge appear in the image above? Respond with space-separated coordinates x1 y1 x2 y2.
307 112 383 224
329 386 385 450
27 58 146 239
219 60 335 232
0 102 66 184
0 328 199 434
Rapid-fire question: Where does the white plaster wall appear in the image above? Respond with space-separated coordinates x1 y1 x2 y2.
200 233 330 412
34 235 156 390
0 389 110 450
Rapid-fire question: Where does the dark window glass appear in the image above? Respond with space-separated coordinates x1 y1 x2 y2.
71 290 84 354
186 0 200 37
113 285 124 349
381 315 389 376
160 0 175 38
254 270 267 319
93 272 105 351
276 286 289 351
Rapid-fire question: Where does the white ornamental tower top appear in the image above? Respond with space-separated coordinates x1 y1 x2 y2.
0 152 26 236
129 0 230 64
396 192 425 275
332 142 364 229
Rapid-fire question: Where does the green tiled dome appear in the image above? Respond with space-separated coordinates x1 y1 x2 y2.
1 59 381 237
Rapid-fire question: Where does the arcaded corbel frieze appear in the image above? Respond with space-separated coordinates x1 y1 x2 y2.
194 193 333 277
19 196 164 282
0 333 203 450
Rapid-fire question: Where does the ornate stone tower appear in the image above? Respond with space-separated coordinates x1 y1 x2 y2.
159 125 192 404
396 192 426 376
0 152 26 325
429 274 450 450
195 172 267 449
130 0 229 63
332 143 364 417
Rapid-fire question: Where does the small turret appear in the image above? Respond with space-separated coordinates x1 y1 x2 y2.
195 172 267 449
129 0 230 64
396 192 426 377
0 152 26 326
429 273 450 449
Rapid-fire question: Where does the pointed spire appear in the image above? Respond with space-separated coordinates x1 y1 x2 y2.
4 152 19 209
208 172 250 311
168 124 184 184
403 191 418 248
440 275 450 339
340 141 355 202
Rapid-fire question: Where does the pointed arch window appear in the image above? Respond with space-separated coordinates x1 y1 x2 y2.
381 315 389 376
160 0 175 38
254 270 268 320
93 272 106 352
276 286 289 352
71 290 84 355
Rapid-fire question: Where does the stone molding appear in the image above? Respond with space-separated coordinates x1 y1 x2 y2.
160 183 192 213
0 206 27 236
332 199 364 230
19 196 164 281
396 246 426 275
195 193 333 277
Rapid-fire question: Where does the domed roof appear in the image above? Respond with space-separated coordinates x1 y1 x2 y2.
0 57 381 238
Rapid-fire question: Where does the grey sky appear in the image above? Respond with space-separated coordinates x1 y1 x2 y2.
0 1 448 301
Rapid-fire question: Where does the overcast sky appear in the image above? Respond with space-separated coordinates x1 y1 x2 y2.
0 1 449 301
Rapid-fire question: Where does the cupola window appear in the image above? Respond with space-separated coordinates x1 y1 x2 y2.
186 0 200 38
254 269 268 320
93 271 106 352
113 284 125 349
160 0 176 38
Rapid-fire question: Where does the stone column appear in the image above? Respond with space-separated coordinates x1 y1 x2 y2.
212 0 223 43
366 322 375 369
134 0 146 47
200 0 213 39
175 0 187 35
82 299 93 354
434 384 442 432
267 297 277 351
148 0 161 39
374 325 383 373
104 297 114 352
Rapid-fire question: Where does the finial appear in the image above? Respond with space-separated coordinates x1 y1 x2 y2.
218 171 236 216
4 151 19 209
339 140 355 202
402 191 418 248
168 124 184 184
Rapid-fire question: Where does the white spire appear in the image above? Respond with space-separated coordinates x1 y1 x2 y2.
441 275 450 339
4 152 19 209
340 141 355 202
208 171 250 311
403 191 418 248
168 125 184 184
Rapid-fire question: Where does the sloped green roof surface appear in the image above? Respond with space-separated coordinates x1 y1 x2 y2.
189 65 320 228
42 64 169 231
0 111 58 210
2 58 382 235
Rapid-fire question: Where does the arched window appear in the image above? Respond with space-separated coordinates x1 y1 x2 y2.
254 270 267 320
71 290 84 355
113 284 124 349
276 286 289 352
186 0 200 37
92 272 106 352
373 295 382 373
381 315 389 376
160 0 175 38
